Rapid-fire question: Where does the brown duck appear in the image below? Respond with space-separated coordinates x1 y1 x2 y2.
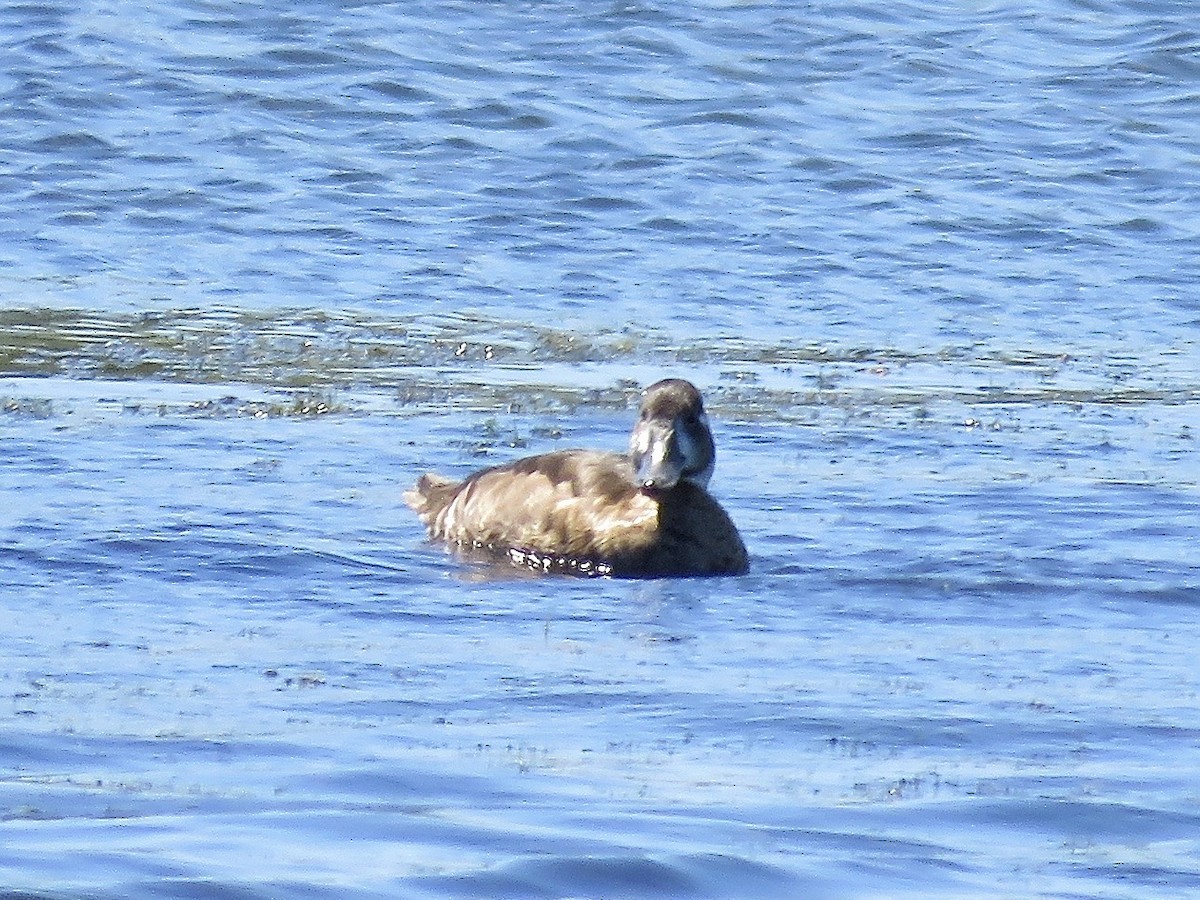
405 378 748 578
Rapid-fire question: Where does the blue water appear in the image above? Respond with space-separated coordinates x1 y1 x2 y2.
3 0 1200 897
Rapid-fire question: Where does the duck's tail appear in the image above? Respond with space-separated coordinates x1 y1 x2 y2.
403 473 461 526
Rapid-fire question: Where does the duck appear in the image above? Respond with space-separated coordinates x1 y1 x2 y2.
405 378 748 578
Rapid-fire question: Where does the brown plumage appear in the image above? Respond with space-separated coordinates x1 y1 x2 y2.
405 378 748 578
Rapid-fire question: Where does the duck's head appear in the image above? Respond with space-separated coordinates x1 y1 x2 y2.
628 378 716 493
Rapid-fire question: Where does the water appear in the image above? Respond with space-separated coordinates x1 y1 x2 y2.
3 0 1200 897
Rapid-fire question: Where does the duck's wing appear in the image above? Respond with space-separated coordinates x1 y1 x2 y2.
419 451 656 558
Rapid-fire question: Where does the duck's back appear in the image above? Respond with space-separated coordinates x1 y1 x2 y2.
406 449 747 577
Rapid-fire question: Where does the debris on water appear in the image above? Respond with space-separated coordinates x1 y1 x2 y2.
3 307 1198 430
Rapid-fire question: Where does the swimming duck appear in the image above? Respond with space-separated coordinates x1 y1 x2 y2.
405 378 748 578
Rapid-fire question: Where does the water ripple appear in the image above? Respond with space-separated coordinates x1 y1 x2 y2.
4 1 1200 897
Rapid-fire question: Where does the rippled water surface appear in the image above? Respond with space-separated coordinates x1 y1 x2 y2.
3 0 1200 897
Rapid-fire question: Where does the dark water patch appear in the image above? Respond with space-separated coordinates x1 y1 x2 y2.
29 131 118 156
463 854 723 899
